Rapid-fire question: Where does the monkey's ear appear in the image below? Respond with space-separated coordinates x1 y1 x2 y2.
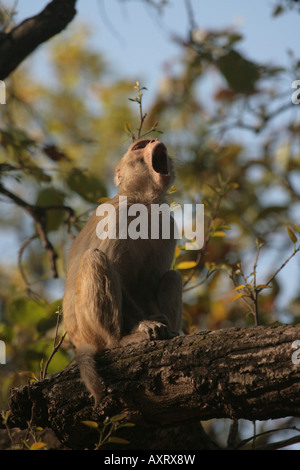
114 168 122 186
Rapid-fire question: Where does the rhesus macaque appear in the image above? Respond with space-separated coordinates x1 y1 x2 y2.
63 139 182 404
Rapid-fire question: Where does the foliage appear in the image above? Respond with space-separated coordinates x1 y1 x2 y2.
0 0 300 450
82 414 135 450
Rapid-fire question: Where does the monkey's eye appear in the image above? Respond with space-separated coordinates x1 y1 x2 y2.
132 140 151 151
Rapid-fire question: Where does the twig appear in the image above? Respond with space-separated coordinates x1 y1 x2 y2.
40 307 66 380
17 233 43 301
236 426 300 450
264 245 300 288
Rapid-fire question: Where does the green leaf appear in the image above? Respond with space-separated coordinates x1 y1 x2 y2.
66 169 107 202
36 300 62 335
36 188 65 232
6 297 46 327
110 414 127 422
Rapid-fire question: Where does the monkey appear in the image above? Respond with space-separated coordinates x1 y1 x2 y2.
63 138 182 404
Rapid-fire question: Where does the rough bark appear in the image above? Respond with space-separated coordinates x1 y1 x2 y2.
0 0 77 80
2 324 300 449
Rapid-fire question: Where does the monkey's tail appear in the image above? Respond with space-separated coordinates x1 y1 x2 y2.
75 345 105 406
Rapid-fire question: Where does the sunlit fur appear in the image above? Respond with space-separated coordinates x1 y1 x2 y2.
63 139 182 404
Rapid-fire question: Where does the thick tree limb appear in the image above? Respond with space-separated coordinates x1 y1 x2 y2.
3 324 300 449
0 0 77 80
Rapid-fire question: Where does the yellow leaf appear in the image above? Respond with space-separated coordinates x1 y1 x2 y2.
170 201 181 210
108 437 129 445
124 122 132 133
81 420 99 429
97 196 111 204
176 261 197 270
212 231 226 238
233 284 245 291
230 293 244 302
286 226 298 243
211 300 227 322
174 246 181 259
168 185 178 194
30 442 47 450
256 284 271 289
294 224 300 234
228 182 239 190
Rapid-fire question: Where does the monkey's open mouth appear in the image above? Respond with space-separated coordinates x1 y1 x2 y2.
152 143 169 175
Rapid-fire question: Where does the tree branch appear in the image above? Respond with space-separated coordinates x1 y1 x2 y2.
2 324 300 449
0 0 77 80
0 182 74 279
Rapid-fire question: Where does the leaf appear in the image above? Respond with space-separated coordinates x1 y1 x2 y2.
97 196 111 204
43 144 70 161
36 188 65 232
107 437 129 445
227 182 239 190
170 202 181 210
81 420 99 429
286 226 298 243
256 284 272 290
110 414 127 422
6 297 46 327
212 231 226 238
30 442 47 450
67 169 107 202
294 224 300 235
174 246 181 259
124 122 132 133
18 371 38 381
176 261 197 270
168 185 178 194
230 293 244 302
233 284 245 291
118 422 136 428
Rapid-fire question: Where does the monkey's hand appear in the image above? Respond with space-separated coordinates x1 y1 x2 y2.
120 320 178 347
136 320 178 340
130 319 178 342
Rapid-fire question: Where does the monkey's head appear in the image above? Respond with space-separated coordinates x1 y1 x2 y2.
114 139 175 201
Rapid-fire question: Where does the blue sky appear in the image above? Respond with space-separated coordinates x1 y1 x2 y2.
14 0 300 96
